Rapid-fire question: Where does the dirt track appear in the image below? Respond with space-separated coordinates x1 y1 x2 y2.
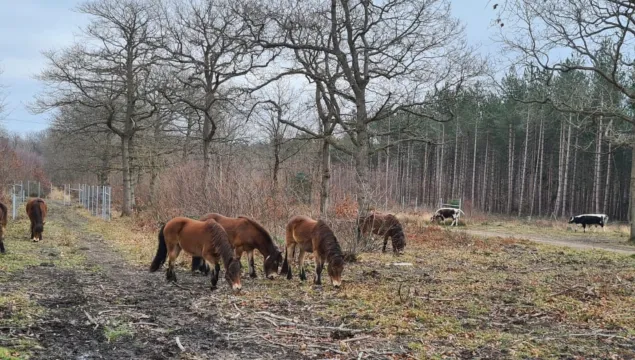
460 228 635 255
1 203 305 360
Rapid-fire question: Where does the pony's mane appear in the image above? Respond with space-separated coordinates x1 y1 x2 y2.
205 220 236 269
238 216 279 254
30 200 44 225
0 202 7 223
315 220 343 265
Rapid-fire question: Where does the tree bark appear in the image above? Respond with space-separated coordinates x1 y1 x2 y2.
121 136 132 216
471 114 478 207
538 117 545 216
518 107 530 216
630 141 635 242
319 139 331 217
553 120 565 218
594 118 603 213
507 123 514 214
561 118 572 217
452 116 459 198
603 132 611 214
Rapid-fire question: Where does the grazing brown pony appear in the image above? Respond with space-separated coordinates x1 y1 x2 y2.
26 198 47 242
149 217 242 292
280 216 344 287
0 202 7 253
193 213 283 280
357 211 406 254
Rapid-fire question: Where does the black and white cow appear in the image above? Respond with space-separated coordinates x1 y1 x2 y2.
568 214 609 232
431 208 465 227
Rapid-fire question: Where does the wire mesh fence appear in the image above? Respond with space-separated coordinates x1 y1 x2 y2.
64 184 112 221
9 181 45 220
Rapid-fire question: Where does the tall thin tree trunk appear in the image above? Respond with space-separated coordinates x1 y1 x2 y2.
518 107 530 216
507 123 514 214
553 120 565 217
452 117 459 198
630 139 635 242
603 131 612 214
319 139 331 217
594 118 603 213
538 117 545 216
481 132 489 210
121 136 132 216
471 114 478 206
561 118 572 217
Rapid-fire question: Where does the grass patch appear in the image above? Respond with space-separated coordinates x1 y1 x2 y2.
0 214 84 273
0 347 27 360
104 323 134 343
85 207 635 359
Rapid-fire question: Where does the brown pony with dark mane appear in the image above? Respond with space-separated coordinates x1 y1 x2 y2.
280 215 344 287
26 198 47 242
0 201 7 253
357 211 406 254
149 217 242 292
192 213 283 280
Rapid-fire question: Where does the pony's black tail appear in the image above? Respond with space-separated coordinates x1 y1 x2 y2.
150 224 167 272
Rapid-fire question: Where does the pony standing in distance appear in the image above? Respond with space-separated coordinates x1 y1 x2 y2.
281 215 344 288
357 211 406 254
193 213 283 280
149 217 242 292
0 202 8 253
26 198 47 242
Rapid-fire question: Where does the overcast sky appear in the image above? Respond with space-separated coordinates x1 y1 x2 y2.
0 0 501 135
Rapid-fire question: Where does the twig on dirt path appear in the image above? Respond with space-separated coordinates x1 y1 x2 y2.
257 315 279 327
417 295 463 302
83 310 99 329
233 303 244 315
175 336 185 352
341 335 371 343
259 335 293 350
256 311 294 323
307 344 347 355
133 322 160 327
549 285 584 298
540 331 631 342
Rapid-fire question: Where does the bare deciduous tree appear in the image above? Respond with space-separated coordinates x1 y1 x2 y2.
244 0 484 226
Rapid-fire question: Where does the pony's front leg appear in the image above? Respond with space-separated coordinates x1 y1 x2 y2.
247 250 257 278
313 254 323 285
210 262 221 290
382 235 389 253
298 249 307 281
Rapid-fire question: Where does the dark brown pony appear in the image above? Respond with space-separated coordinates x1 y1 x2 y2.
280 215 344 287
0 201 7 253
357 211 406 254
26 198 47 242
193 213 283 280
149 217 242 292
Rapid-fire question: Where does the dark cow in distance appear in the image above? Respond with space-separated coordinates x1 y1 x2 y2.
568 214 608 232
431 208 465 227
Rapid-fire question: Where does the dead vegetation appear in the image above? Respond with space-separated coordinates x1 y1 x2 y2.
79 208 635 359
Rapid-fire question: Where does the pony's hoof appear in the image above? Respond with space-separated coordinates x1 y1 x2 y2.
249 273 257 279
